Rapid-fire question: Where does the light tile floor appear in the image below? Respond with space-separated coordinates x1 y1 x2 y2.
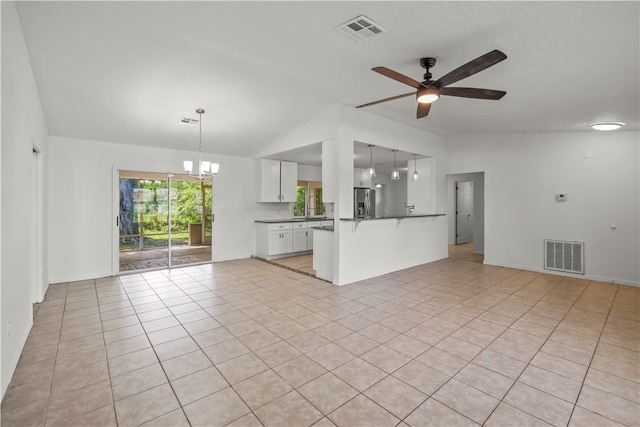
269 254 315 277
2 251 639 426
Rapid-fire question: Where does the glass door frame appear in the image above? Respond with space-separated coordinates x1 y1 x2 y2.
113 168 213 275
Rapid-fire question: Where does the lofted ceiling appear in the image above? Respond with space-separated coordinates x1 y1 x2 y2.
14 1 639 160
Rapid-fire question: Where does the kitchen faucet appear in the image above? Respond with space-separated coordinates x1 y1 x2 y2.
307 195 316 217
406 204 415 216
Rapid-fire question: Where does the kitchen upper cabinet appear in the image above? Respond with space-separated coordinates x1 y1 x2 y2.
256 159 297 202
354 168 371 188
279 161 297 202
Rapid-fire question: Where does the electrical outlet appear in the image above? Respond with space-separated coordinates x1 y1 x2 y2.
7 319 12 337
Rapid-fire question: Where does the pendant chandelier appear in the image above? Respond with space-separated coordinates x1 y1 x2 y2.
391 150 400 180
183 108 219 180
412 154 419 181
367 144 376 177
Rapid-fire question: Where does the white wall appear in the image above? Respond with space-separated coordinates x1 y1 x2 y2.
1 1 50 398
408 158 436 215
447 172 485 254
448 131 639 285
255 105 339 159
254 107 339 223
337 106 448 219
337 216 448 285
48 136 256 283
379 174 407 217
298 164 321 182
335 106 449 284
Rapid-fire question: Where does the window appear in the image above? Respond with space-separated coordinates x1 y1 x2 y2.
293 181 323 217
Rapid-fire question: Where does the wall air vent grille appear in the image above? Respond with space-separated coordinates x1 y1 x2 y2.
179 117 200 125
544 239 584 275
336 15 387 41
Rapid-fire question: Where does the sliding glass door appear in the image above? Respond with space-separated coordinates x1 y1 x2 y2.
118 171 212 273
169 175 212 268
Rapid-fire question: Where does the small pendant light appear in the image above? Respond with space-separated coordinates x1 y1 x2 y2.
391 150 400 180
367 144 376 177
412 154 419 181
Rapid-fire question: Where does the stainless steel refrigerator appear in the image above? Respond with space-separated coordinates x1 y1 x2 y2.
354 187 375 219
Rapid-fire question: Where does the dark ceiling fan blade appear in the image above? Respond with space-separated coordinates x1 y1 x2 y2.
373 67 423 89
417 102 431 119
440 87 506 100
433 50 507 89
356 91 415 108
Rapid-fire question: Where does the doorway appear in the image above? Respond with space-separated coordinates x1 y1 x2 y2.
117 171 213 272
456 180 473 244
446 172 484 256
31 147 44 304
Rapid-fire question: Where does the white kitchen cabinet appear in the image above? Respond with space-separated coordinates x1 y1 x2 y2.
269 229 293 255
256 222 293 258
256 159 297 202
293 224 308 253
307 227 314 250
353 168 371 188
279 161 297 203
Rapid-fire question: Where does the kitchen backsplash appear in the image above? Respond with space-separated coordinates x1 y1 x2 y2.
254 202 334 220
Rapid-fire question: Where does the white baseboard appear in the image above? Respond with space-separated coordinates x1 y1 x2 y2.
483 260 639 288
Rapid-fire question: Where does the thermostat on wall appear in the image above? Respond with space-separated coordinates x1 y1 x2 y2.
556 193 568 201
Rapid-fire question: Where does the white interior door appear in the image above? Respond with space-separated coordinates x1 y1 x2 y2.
456 181 473 244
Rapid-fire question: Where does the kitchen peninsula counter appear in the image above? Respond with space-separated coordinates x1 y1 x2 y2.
334 213 448 285
255 217 332 223
339 213 445 221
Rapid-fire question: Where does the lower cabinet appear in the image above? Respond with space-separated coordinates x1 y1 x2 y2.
293 223 308 253
256 221 333 259
256 223 293 258
257 221 332 259
268 229 293 255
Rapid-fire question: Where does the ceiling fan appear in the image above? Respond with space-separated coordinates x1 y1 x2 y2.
356 49 508 119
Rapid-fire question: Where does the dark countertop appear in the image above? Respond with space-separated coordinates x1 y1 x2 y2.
255 217 333 224
311 226 334 232
339 214 445 221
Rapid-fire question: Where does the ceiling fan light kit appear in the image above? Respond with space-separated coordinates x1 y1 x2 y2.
357 50 508 119
417 87 439 104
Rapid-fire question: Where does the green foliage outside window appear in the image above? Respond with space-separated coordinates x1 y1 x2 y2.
314 188 324 216
121 178 212 236
294 186 306 216
293 182 323 217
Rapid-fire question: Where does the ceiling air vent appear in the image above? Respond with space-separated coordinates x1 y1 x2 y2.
336 15 387 41
179 117 200 125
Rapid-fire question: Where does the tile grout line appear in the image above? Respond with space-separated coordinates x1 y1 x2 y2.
39 282 69 427
478 278 610 426
565 284 621 426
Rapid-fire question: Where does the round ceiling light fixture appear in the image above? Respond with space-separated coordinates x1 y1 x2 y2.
589 122 625 131
417 87 439 104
